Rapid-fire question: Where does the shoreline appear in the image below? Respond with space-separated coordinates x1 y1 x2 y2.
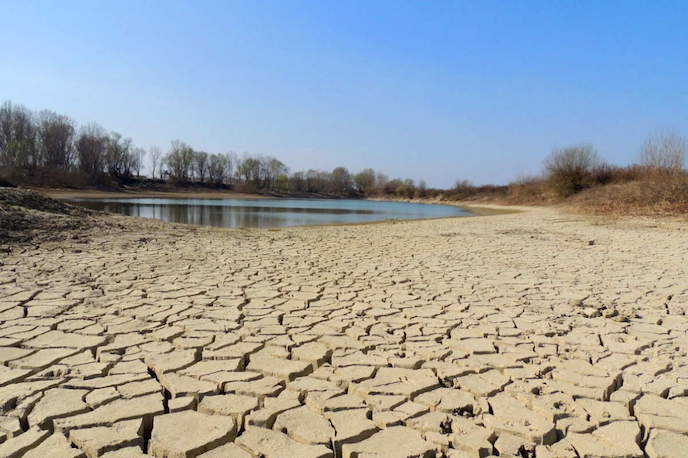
367 196 523 217
37 187 517 211
30 187 525 229
45 189 523 230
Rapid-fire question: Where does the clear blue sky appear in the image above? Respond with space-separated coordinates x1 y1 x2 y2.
2 1 687 187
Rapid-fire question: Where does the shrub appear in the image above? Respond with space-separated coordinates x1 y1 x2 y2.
589 162 618 186
639 130 686 174
572 172 688 216
507 175 546 202
544 144 599 197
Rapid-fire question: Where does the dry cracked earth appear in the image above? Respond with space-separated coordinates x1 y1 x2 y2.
0 206 687 457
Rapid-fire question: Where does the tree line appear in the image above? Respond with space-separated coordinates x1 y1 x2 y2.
8 99 680 205
0 100 434 198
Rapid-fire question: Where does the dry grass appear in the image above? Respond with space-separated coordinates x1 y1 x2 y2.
569 176 688 217
497 166 688 217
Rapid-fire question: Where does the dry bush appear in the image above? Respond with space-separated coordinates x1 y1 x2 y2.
608 164 645 183
507 175 548 203
544 145 599 197
589 162 619 186
443 179 508 201
639 130 686 173
572 172 688 216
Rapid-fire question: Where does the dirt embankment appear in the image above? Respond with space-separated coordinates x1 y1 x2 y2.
0 187 172 245
0 187 97 243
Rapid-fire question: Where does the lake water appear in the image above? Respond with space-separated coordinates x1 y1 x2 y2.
64 197 472 229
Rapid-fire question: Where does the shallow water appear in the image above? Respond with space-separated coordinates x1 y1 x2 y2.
64 197 471 229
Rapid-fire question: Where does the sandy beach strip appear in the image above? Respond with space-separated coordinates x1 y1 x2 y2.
1 205 687 456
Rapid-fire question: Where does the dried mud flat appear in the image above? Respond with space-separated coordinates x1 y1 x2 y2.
1 193 687 457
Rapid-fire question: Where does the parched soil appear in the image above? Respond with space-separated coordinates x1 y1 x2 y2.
0 187 200 245
0 191 687 457
0 187 98 244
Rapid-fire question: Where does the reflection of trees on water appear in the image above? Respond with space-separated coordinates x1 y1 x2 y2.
107 203 295 228
75 202 369 228
65 200 468 229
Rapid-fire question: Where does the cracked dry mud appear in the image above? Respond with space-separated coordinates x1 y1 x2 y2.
0 206 687 457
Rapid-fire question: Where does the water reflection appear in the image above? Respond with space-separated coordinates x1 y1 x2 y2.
65 198 470 229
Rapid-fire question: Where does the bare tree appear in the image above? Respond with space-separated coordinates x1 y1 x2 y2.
105 132 134 177
640 130 686 172
75 123 108 182
237 155 261 188
37 110 75 169
165 140 194 182
0 101 38 168
417 179 427 197
331 166 353 195
192 151 209 182
354 168 376 195
375 172 388 195
289 171 306 192
265 158 287 190
149 146 162 179
208 153 228 184
224 151 239 184
131 147 146 177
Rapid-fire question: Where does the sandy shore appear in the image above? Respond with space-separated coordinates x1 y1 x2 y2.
1 205 687 456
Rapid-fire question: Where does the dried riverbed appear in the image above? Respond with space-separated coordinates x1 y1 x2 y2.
1 189 687 457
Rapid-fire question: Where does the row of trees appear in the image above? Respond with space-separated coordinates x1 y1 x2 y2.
9 99 681 201
0 101 144 182
0 100 430 197
152 143 433 197
159 147 430 197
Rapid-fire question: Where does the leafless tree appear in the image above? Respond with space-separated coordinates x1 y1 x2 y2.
417 179 427 197
264 157 288 189
75 123 108 181
331 166 353 194
208 153 228 184
354 168 376 195
304 169 331 193
224 152 237 184
289 171 306 192
192 151 209 182
0 101 38 168
149 146 162 179
237 155 261 187
375 172 389 195
132 147 146 177
639 130 686 172
37 110 75 169
105 132 134 177
165 140 194 182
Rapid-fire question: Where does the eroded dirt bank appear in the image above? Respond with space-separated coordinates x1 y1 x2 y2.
1 192 687 457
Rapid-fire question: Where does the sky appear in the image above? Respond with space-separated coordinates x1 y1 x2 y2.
1 1 687 187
